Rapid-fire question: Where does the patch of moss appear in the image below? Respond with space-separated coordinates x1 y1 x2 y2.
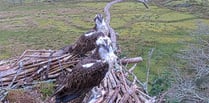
39 83 55 100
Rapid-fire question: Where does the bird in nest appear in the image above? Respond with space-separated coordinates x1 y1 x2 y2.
55 14 110 57
53 35 117 103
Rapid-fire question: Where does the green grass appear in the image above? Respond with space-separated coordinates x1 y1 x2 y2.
39 82 55 100
1 1 209 92
153 0 209 18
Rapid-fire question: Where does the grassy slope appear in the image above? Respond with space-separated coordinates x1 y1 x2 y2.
0 1 209 86
152 0 209 18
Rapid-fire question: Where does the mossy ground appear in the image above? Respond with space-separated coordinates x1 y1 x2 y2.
5 83 54 102
1 1 209 94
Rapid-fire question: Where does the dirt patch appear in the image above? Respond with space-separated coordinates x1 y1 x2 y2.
4 83 55 103
5 89 40 103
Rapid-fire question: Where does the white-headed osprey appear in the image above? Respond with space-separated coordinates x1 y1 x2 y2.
54 35 117 103
57 14 109 56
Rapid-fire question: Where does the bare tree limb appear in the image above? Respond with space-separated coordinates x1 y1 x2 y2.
104 0 123 51
104 0 148 51
120 57 143 64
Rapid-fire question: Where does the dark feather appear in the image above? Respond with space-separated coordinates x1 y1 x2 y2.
71 31 105 56
54 58 109 103
58 31 106 56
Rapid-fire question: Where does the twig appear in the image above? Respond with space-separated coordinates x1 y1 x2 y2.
23 55 59 58
108 71 117 88
129 63 137 73
136 89 152 99
108 86 120 103
11 50 27 67
157 90 169 103
122 66 144 88
0 88 8 101
130 85 140 103
137 0 149 9
145 48 155 93
8 61 23 89
11 50 57 67
120 93 129 103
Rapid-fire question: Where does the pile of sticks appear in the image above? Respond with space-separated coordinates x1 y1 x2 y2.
0 49 154 103
84 62 155 103
0 50 79 88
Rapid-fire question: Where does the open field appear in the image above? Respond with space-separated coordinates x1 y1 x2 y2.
152 0 209 18
1 0 209 92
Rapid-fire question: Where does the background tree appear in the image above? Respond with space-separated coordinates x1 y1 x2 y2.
167 21 209 103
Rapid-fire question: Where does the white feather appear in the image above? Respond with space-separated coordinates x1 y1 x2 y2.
96 36 111 45
85 32 95 37
82 63 95 68
98 44 117 62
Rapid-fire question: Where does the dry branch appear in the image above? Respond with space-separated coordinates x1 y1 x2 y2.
104 0 148 51
0 52 78 87
104 0 123 50
120 57 143 64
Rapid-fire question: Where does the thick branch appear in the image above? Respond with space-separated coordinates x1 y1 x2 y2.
104 0 123 25
104 0 123 51
104 0 148 51
120 57 143 64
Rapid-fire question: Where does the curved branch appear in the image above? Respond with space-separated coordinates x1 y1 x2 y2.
104 0 123 51
104 0 148 51
104 0 123 25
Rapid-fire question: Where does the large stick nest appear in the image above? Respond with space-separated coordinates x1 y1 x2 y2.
0 50 154 103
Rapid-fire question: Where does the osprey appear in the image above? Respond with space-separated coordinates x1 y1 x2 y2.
55 14 109 56
54 35 117 103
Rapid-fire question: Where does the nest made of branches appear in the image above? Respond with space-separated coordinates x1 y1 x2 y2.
0 49 154 103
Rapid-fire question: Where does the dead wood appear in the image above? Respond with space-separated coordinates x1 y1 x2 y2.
120 57 143 65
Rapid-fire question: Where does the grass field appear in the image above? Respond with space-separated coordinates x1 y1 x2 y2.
1 1 209 91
